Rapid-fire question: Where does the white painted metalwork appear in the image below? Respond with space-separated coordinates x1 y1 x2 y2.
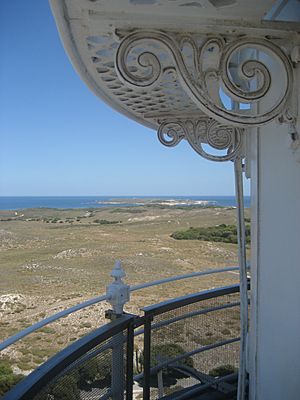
158 118 243 161
50 0 299 132
234 157 249 400
158 119 249 398
47 2 300 398
116 31 294 128
106 260 130 315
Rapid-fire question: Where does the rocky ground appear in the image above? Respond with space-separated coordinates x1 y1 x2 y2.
0 205 249 377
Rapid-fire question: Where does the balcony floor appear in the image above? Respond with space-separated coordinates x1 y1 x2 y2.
163 388 237 400
161 374 239 400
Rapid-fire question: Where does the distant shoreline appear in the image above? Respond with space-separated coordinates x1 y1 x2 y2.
0 196 250 211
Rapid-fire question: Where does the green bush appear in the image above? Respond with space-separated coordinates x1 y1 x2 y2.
77 357 111 391
93 219 121 225
80 322 92 329
45 374 80 400
110 208 145 214
171 224 251 244
0 360 24 396
39 327 56 334
41 357 111 400
51 384 79 400
209 364 238 377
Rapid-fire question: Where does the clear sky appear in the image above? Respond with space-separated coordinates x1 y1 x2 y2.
0 1 249 197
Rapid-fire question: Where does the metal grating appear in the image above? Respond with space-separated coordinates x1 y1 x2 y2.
3 315 135 400
32 338 114 400
144 293 241 398
3 286 245 400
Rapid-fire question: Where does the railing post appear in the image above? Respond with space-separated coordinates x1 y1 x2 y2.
157 369 164 398
106 260 130 316
106 260 130 400
143 315 152 400
234 156 249 400
126 320 135 400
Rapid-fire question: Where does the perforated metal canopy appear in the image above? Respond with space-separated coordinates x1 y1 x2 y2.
50 0 298 132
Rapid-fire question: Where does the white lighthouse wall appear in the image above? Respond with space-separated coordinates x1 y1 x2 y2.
249 63 300 399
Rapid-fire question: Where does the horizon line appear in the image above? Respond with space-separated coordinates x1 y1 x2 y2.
0 194 249 198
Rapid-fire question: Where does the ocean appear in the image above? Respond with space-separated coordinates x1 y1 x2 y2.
0 196 250 211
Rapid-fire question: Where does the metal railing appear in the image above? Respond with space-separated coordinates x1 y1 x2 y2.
3 314 136 400
139 284 243 399
3 283 246 400
0 265 239 352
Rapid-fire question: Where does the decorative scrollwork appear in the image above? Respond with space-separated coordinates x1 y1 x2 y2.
158 119 243 162
116 30 294 128
207 123 233 150
157 121 185 147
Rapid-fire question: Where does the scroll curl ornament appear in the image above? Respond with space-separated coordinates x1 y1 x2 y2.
158 119 243 162
115 30 294 128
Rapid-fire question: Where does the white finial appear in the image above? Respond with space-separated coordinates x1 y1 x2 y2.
111 259 126 280
106 260 130 315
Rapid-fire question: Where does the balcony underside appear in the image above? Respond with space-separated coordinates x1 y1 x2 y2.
50 0 298 135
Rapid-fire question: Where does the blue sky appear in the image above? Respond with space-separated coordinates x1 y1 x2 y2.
0 1 249 196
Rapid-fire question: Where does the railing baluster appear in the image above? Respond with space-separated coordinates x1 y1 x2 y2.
126 320 135 400
111 330 124 400
157 369 164 398
143 316 152 400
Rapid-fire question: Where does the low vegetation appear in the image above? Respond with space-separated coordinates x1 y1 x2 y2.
171 224 251 244
138 343 194 388
93 219 121 225
0 204 249 395
209 364 238 377
31 357 111 400
110 208 145 214
0 360 24 396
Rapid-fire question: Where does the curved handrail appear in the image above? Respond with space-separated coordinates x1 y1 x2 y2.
134 301 241 336
134 337 240 383
141 282 246 398
0 266 239 351
3 284 244 400
143 283 241 317
2 314 134 400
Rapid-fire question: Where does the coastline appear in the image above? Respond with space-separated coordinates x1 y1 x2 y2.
0 195 250 211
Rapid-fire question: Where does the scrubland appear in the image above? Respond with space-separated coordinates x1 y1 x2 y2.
0 205 250 379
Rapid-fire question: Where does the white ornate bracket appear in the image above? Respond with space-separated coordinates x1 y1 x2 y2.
158 118 243 161
115 30 295 129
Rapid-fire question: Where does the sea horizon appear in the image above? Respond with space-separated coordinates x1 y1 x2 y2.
0 195 250 210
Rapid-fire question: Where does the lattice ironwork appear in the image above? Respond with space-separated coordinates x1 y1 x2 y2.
115 30 295 128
